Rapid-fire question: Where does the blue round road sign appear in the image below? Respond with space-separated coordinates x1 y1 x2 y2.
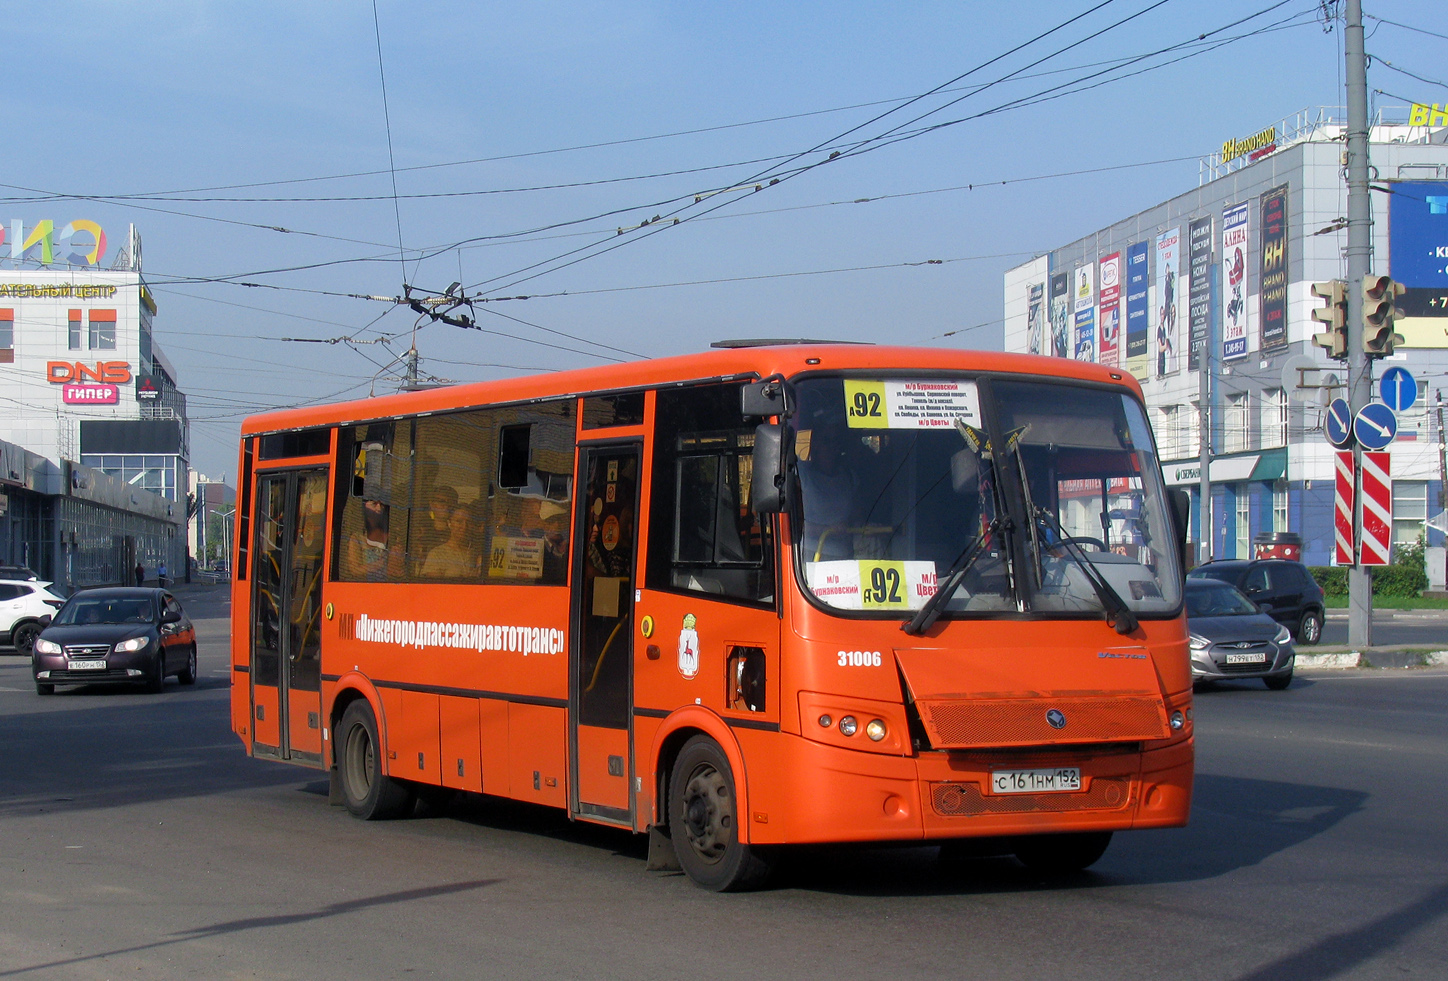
1354 402 1398 450
1325 397 1354 448
1380 366 1419 413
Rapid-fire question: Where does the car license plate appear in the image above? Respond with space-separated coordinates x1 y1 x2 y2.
990 767 1081 794
68 659 107 671
1224 652 1268 664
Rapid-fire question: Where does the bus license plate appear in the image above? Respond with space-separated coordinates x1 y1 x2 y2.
1224 652 1267 664
990 767 1081 794
69 659 107 671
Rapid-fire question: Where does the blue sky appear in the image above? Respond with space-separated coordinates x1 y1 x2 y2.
6 1 1445 477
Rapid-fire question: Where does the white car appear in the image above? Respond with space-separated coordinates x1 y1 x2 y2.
0 579 66 656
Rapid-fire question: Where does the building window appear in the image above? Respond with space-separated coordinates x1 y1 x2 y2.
1235 486 1251 559
1393 480 1428 547
1273 482 1288 533
0 308 12 352
89 309 117 350
1158 405 1182 458
1225 394 1249 454
69 309 83 349
1262 388 1287 447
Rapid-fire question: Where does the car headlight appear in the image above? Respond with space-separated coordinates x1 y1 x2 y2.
114 637 150 653
1189 633 1211 651
34 638 61 655
1274 624 1292 645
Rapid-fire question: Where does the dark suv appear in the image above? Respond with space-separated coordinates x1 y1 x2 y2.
1187 559 1325 644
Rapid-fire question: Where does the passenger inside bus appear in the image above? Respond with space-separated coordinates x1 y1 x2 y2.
421 498 481 579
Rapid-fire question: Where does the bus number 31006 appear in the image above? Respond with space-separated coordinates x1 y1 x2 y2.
838 650 883 667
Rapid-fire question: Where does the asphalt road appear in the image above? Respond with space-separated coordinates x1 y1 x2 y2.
0 609 1444 980
1320 609 1448 649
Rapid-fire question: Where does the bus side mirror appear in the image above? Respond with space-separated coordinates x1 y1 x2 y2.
750 423 793 514
741 377 791 419
1169 487 1190 571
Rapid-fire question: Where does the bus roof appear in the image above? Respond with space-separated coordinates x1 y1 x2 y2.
240 344 1142 436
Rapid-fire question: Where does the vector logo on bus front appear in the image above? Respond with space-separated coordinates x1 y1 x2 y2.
1045 709 1067 730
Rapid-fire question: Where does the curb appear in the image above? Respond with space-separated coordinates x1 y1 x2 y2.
1297 650 1448 670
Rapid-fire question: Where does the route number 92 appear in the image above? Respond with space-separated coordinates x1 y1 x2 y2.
838 650 883 667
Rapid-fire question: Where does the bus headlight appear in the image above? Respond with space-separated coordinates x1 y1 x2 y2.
838 715 858 737
865 719 887 741
1169 710 1186 731
817 714 833 728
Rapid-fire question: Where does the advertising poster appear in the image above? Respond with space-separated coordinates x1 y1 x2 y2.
1259 183 1290 352
1187 216 1213 372
1073 263 1096 362
1125 241 1150 379
1388 180 1448 348
1026 281 1046 355
1098 251 1122 366
1049 272 1070 358
1156 227 1181 376
1221 202 1250 361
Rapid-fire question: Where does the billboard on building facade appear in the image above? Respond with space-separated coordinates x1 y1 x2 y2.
1049 272 1070 358
1073 263 1096 362
1156 228 1181 376
1098 251 1122 366
1259 183 1290 352
1125 241 1150 378
1026 281 1046 355
1188 216 1213 371
1222 202 1250 361
1388 180 1448 348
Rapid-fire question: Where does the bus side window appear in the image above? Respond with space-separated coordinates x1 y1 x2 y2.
333 422 411 583
648 383 774 605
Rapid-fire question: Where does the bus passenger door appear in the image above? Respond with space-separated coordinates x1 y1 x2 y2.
570 445 641 825
250 468 328 764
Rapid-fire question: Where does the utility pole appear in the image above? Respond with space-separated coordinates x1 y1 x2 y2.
1345 0 1373 648
1198 317 1212 565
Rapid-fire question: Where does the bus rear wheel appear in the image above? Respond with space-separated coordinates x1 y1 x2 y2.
338 701 415 820
1013 831 1112 873
668 736 773 891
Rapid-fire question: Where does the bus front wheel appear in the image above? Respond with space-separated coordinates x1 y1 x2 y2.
338 701 416 820
668 736 773 891
1013 831 1112 873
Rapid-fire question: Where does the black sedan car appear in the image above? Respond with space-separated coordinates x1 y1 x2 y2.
31 588 198 694
1186 578 1295 690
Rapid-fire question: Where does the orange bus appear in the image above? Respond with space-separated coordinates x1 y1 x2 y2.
231 342 1193 890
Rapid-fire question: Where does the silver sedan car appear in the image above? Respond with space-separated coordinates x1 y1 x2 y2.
1186 578 1295 690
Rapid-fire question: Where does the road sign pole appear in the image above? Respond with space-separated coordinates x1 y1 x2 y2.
1345 0 1373 649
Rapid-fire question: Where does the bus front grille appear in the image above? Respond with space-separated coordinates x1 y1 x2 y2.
918 696 1168 748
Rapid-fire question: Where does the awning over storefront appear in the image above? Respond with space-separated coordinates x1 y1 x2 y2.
1164 448 1287 486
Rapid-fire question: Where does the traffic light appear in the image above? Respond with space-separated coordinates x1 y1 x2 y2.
1362 274 1405 357
1310 279 1348 359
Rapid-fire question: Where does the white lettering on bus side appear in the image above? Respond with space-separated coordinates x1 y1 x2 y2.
354 614 564 655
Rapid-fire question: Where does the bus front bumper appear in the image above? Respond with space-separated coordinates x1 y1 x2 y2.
741 730 1193 845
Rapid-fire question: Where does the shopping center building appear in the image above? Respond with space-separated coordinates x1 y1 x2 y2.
0 221 189 588
1002 107 1448 567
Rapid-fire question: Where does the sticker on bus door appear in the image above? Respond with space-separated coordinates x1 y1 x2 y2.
843 380 981 430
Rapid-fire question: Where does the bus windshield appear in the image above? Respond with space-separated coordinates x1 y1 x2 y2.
794 375 1181 619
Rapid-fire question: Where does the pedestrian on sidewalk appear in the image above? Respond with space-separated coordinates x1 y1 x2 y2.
158 561 169 588
135 562 145 586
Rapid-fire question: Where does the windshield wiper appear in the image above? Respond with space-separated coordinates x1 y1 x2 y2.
1033 506 1139 635
901 516 1003 636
